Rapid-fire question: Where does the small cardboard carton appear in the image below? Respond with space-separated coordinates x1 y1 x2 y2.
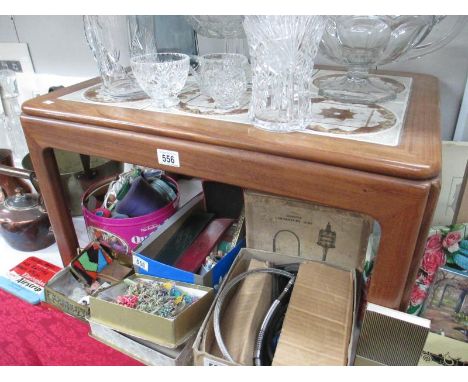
272 261 355 365
192 248 358 366
90 274 214 349
89 320 195 366
134 192 245 288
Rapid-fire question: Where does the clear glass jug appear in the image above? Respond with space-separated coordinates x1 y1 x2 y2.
243 16 326 132
83 15 156 101
0 70 29 166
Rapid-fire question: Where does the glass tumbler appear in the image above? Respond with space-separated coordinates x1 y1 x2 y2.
83 15 156 101
201 53 248 109
131 53 190 108
243 16 326 132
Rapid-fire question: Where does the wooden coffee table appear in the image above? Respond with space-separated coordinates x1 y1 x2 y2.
20 69 441 311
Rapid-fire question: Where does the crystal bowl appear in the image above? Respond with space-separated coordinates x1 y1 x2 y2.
317 15 464 104
130 53 190 108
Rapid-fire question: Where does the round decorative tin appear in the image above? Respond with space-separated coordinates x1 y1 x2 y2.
82 175 179 261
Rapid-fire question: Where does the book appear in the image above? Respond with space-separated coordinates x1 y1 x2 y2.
8 256 61 298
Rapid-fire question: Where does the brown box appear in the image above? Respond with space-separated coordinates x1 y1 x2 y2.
272 262 354 366
207 258 273 364
244 190 372 270
192 248 358 366
90 274 214 349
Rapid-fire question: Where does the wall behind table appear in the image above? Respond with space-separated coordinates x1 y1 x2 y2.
1 15 467 140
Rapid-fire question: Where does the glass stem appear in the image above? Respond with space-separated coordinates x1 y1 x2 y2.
347 66 370 84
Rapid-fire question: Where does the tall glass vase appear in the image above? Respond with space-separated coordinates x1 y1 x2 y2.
83 15 156 101
243 16 326 132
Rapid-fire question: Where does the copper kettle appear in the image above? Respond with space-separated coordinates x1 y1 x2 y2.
0 186 55 251
0 148 32 199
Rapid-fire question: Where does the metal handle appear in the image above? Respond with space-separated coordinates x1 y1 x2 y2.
0 163 36 182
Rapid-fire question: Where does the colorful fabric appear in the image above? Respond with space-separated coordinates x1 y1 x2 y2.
0 289 142 366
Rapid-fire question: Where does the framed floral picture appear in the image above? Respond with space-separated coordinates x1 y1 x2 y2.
408 223 468 316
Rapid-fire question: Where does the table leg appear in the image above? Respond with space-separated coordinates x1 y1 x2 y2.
366 189 429 309
400 178 441 310
25 140 78 265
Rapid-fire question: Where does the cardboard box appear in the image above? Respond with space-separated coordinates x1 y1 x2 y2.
192 248 358 366
272 262 355 366
244 190 372 270
89 320 195 366
209 258 273 364
90 274 214 348
133 193 245 288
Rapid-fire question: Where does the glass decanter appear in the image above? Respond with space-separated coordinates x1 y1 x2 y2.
0 69 29 166
243 15 326 132
317 15 464 104
185 15 246 53
83 15 156 101
185 15 245 39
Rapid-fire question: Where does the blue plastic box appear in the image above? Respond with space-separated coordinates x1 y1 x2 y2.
132 194 244 289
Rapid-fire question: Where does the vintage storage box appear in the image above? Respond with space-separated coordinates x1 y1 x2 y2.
192 248 359 366
44 247 133 321
133 185 245 288
89 274 214 348
89 320 195 366
44 267 92 321
244 189 373 270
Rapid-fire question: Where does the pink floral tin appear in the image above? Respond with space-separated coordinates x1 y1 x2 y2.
82 175 179 260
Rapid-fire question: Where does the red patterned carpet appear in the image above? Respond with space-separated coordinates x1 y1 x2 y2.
0 289 142 366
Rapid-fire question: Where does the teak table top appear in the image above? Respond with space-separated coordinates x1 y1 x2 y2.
22 68 441 181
